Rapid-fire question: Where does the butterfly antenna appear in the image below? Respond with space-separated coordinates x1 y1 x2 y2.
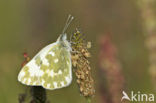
62 14 74 34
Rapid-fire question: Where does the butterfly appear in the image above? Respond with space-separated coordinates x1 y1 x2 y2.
18 15 74 90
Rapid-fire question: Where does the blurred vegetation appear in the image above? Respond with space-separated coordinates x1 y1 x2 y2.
0 0 155 103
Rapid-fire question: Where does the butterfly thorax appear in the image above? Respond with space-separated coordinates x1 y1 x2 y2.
57 34 72 52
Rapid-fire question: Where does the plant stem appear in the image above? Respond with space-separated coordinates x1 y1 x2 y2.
30 86 47 103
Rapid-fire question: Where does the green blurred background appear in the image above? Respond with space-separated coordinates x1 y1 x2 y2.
0 0 154 103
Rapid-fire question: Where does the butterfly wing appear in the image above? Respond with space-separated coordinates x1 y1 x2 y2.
18 42 72 90
40 43 72 90
18 42 58 86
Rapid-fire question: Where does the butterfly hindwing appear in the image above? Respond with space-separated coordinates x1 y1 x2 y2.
40 43 72 90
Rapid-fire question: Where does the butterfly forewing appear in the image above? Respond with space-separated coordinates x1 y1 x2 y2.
18 42 72 90
18 59 44 85
18 43 57 86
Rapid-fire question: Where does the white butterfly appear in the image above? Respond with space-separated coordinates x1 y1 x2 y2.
18 15 74 90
